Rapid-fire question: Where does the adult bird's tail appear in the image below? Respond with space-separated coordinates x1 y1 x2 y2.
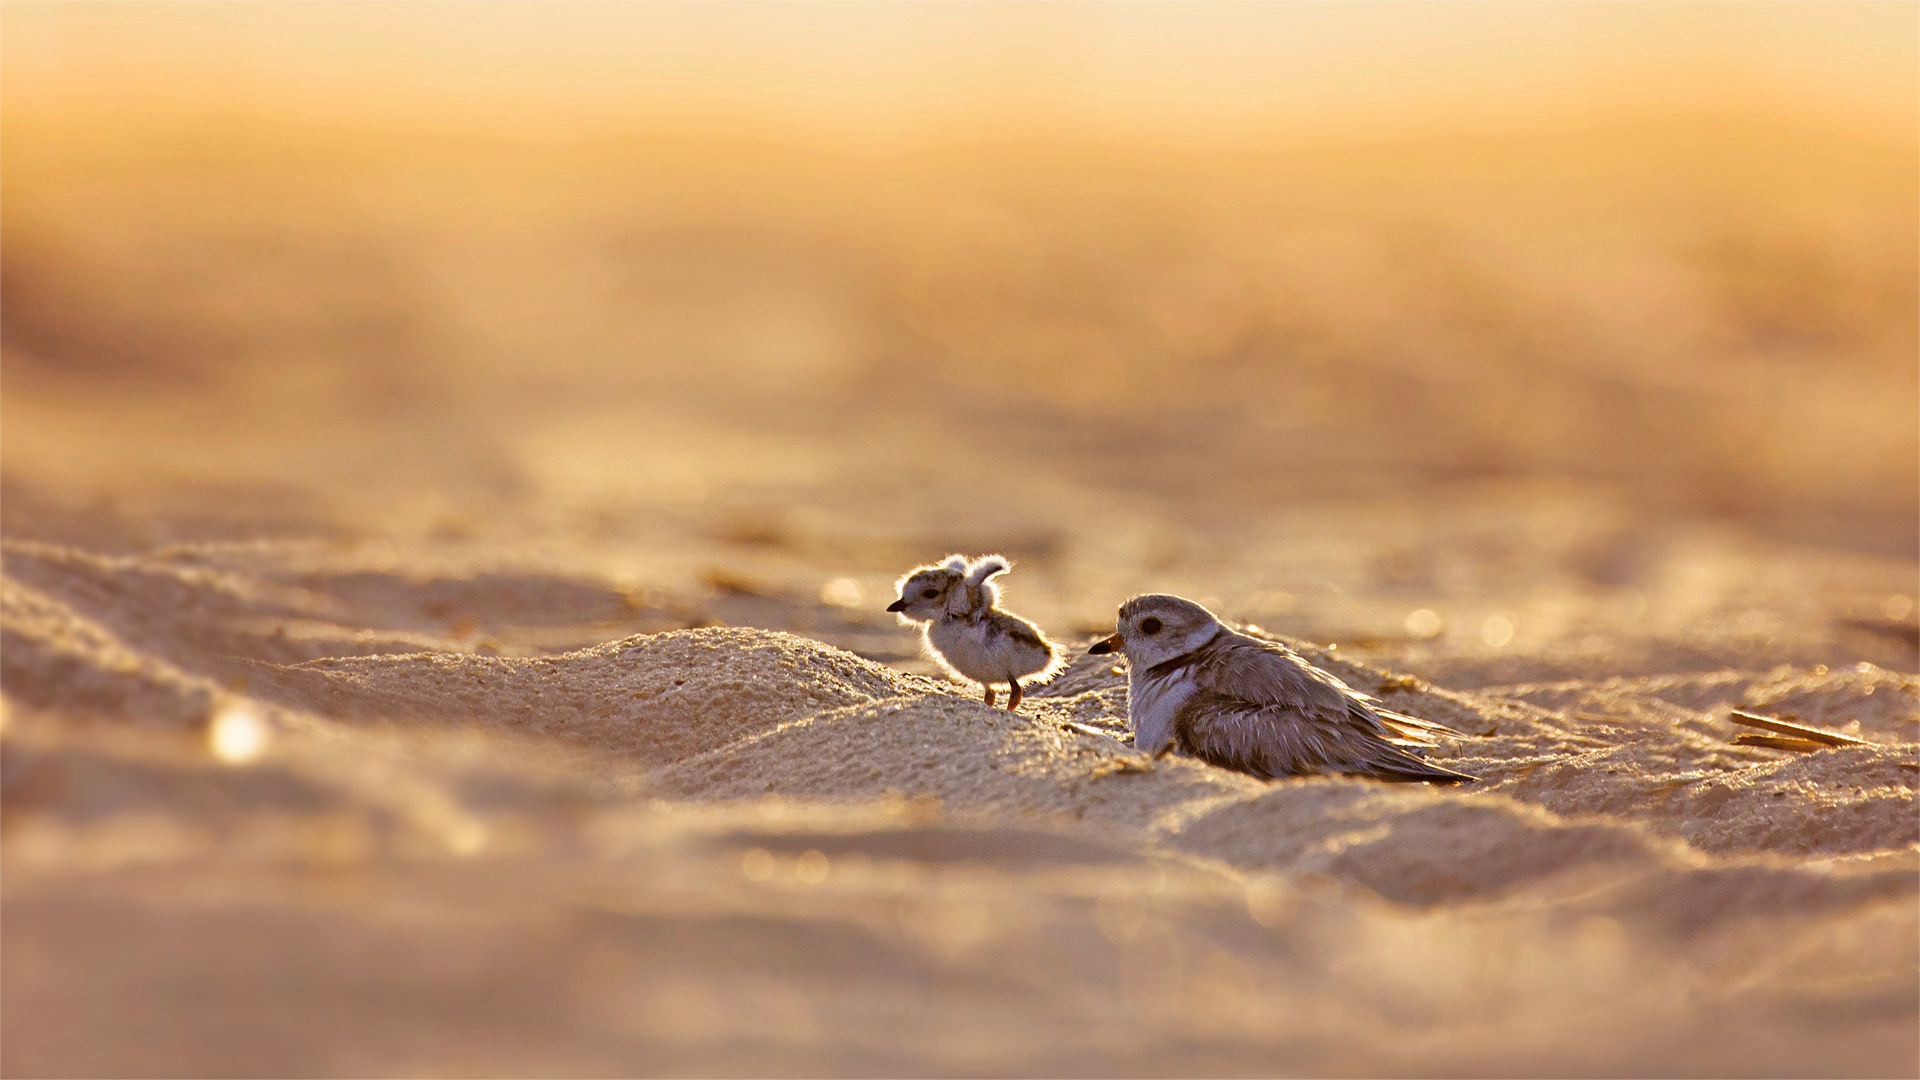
1375 707 1468 750
1372 748 1478 785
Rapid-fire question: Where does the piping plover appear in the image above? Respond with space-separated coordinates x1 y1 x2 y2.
887 554 1063 710
1089 594 1475 784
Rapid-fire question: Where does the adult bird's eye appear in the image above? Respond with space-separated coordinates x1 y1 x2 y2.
922 587 939 599
1139 617 1163 635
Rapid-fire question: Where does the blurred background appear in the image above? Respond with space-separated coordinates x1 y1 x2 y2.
4 2 1915 675
5 7 1918 1076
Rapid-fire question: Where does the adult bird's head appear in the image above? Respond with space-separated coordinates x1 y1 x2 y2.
1087 593 1226 668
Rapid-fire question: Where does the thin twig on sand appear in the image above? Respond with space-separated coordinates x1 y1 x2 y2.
1732 733 1830 753
1059 719 1120 740
1728 709 1872 748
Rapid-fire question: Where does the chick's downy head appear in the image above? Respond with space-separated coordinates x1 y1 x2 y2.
887 555 970 621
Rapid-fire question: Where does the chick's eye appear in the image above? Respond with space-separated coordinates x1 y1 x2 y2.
1139 617 1163 635
922 587 939 599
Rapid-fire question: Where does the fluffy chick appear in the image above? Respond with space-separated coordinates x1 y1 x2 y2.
887 554 1063 709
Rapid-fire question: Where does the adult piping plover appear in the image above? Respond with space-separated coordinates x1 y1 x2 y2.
887 554 1063 710
1089 594 1475 784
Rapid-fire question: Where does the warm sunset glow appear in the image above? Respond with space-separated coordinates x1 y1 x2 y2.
4 5 1913 1076
5 3 1914 132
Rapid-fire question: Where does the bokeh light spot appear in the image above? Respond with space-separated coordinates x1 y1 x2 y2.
1404 608 1444 639
208 703 271 766
741 847 775 881
1244 877 1291 928
795 849 830 885
820 578 865 608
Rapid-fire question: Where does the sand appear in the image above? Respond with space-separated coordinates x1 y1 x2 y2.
4 20 1918 1070
3 523 1915 1076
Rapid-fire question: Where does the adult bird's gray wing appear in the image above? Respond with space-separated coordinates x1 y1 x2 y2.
1198 633 1465 744
1170 690 1475 783
1175 635 1475 783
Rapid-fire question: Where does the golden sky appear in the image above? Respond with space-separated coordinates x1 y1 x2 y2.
5 2 1914 136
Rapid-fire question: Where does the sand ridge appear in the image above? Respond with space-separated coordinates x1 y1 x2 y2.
4 528 1916 1077
8 537 1913 871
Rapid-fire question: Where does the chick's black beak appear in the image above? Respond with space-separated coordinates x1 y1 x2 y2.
1087 632 1123 655
886 599 908 613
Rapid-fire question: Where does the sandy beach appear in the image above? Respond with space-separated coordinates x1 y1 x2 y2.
4 5 1917 1076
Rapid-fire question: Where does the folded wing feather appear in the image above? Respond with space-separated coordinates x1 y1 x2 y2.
1171 632 1472 782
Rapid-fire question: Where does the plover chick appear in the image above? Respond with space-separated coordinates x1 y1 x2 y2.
1089 594 1475 784
887 554 1063 710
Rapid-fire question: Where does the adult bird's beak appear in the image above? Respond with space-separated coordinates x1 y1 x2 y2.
885 599 907 613
1087 632 1123 655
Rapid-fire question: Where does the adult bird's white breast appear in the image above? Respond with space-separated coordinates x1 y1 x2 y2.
1127 667 1198 756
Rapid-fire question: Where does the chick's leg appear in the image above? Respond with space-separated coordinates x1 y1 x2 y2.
1007 680 1023 711
982 684 996 708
